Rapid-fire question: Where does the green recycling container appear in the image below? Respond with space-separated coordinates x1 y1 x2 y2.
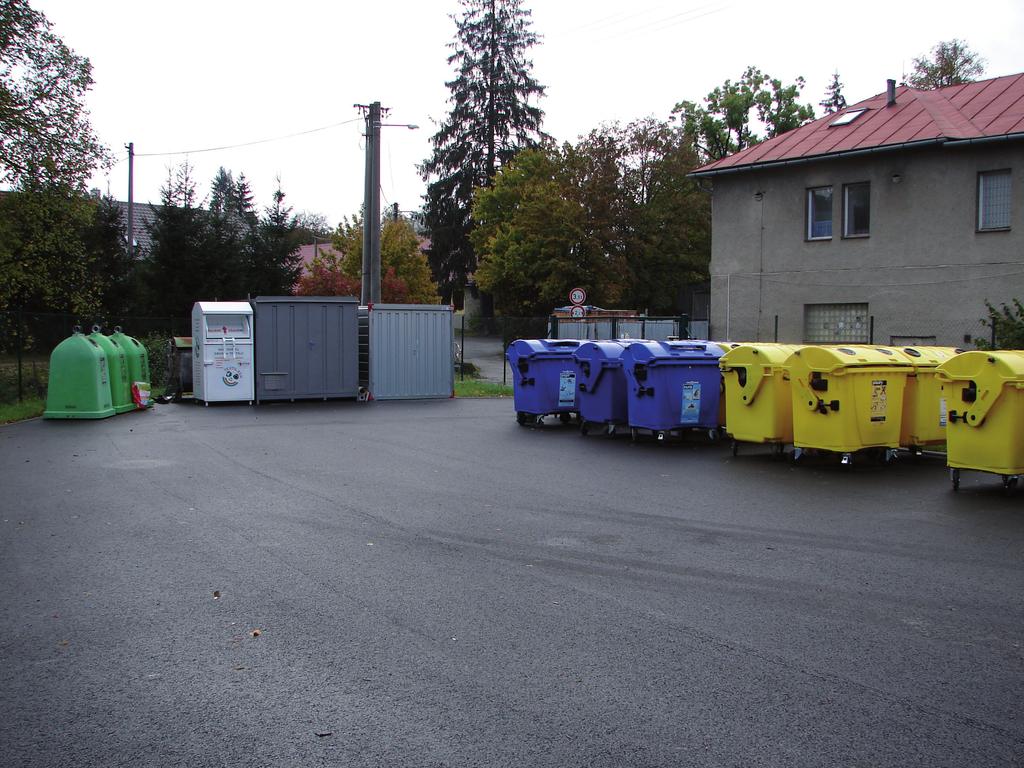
43 328 116 419
110 326 151 407
88 326 134 414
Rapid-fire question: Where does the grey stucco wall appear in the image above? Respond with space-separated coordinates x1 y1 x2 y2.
707 143 1024 345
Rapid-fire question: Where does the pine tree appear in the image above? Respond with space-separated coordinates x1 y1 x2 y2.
251 179 303 296
82 195 134 317
140 162 212 317
421 0 546 304
820 71 847 114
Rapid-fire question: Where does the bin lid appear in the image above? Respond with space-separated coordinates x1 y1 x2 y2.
936 350 1024 382
720 343 802 370
624 339 724 365
193 300 252 314
173 336 193 349
786 345 914 374
573 340 628 364
881 345 962 368
506 338 582 362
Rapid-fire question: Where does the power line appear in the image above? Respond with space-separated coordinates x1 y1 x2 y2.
133 117 363 158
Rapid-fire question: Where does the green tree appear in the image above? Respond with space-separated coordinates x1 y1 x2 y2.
981 300 1024 349
908 39 985 89
421 0 546 303
331 216 440 304
472 120 710 316
473 147 596 315
673 66 814 163
137 162 223 318
616 118 710 312
249 181 302 295
82 195 134 317
0 0 106 188
819 71 848 114
0 181 95 313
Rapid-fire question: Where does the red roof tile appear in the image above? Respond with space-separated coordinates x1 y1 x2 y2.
691 73 1024 176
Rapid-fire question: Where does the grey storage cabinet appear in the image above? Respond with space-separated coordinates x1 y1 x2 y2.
364 304 454 400
252 296 359 402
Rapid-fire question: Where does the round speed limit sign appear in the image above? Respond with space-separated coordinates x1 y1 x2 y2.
569 287 586 305
569 305 586 318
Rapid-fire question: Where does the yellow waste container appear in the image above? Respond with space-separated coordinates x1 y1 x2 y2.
935 350 1024 492
787 345 914 463
881 346 960 450
720 343 801 454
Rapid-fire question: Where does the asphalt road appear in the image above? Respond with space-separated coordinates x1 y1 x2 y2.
2 399 1023 767
460 334 509 383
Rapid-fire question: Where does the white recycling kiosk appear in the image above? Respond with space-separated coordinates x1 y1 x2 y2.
191 301 254 404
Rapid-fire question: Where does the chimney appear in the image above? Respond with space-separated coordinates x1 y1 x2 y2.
887 79 897 106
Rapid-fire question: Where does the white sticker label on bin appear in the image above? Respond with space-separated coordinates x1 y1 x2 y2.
871 380 887 423
558 371 576 407
681 381 701 424
939 397 947 427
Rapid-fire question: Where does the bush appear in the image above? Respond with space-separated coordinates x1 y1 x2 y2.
980 300 1024 350
139 332 172 390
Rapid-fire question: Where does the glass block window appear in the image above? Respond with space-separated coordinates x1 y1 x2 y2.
804 303 869 343
807 186 832 240
843 182 870 237
978 170 1011 230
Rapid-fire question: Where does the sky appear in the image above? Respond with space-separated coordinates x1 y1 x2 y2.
33 0 1024 229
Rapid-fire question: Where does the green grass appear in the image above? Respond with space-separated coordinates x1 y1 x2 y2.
0 387 165 424
0 397 45 423
454 378 513 398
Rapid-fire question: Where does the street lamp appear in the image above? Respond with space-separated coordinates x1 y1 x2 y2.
356 102 419 305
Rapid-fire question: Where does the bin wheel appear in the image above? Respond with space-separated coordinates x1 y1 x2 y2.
516 411 528 426
630 427 639 442
606 424 616 437
790 447 804 465
950 468 960 492
559 412 572 425
535 415 545 426
1003 475 1018 494
731 440 739 457
656 430 667 443
881 448 898 465
708 428 719 442
580 421 589 436
840 453 854 468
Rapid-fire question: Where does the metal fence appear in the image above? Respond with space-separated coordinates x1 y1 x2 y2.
454 315 692 385
0 310 189 404
758 312 999 349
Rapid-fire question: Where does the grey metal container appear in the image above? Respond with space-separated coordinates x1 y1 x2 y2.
364 304 454 400
252 296 359 402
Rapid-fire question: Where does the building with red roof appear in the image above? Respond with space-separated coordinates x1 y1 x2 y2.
690 74 1024 345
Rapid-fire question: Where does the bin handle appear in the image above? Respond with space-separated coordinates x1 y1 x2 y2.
737 364 770 407
959 384 998 428
792 375 823 413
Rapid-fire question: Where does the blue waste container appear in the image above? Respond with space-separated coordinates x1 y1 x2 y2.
506 339 583 425
622 340 725 441
573 340 629 435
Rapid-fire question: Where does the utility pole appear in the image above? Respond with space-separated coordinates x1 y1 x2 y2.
355 103 417 305
126 142 135 260
356 102 387 305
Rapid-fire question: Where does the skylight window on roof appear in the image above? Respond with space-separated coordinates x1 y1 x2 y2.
829 108 868 127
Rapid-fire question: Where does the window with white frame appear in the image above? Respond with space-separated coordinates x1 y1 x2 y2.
978 170 1011 231
843 182 870 237
807 186 832 240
